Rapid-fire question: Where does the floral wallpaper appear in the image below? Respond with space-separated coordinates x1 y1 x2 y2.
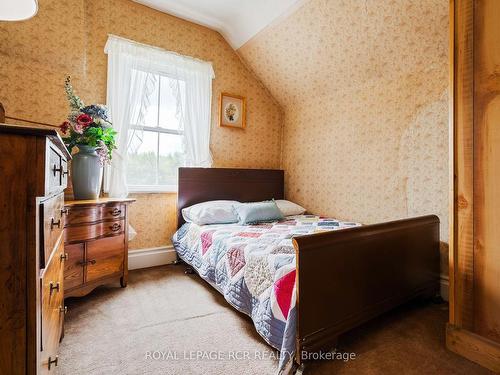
238 0 450 273
0 0 283 249
127 193 178 250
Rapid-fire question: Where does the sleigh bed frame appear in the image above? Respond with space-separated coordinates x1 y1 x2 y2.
176 167 440 370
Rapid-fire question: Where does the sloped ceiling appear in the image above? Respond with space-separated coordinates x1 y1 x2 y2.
133 0 305 49
238 0 449 110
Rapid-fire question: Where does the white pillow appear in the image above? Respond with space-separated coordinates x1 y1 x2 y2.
182 200 240 225
275 199 306 216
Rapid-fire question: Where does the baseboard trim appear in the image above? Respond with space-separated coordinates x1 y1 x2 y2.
447 324 500 372
440 274 449 301
128 245 177 270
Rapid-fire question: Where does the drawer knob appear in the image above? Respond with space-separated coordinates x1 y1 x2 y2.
48 355 58 370
110 223 122 231
60 208 69 216
52 164 63 177
49 281 60 294
50 218 61 230
111 208 122 216
78 259 96 266
59 305 68 315
60 252 69 262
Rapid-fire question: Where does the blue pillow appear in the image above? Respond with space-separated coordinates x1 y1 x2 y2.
234 200 284 225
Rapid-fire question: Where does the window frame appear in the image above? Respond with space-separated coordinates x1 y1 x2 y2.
126 72 185 193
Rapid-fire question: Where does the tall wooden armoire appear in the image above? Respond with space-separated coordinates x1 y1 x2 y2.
447 0 500 371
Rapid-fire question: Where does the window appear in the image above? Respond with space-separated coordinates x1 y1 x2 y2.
126 73 186 192
105 35 214 198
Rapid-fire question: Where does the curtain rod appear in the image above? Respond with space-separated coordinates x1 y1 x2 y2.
106 34 214 67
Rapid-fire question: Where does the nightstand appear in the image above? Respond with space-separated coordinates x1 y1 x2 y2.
63 198 135 298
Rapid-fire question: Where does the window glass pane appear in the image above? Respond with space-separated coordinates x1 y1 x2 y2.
127 130 158 186
159 75 185 131
158 133 185 186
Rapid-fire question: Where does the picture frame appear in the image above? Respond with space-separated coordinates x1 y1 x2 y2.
219 92 246 129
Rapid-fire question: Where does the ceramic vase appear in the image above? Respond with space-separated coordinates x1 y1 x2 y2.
71 145 103 200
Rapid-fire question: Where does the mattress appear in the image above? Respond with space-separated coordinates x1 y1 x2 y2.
172 215 360 372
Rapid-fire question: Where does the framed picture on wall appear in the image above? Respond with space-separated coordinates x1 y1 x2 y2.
219 92 246 129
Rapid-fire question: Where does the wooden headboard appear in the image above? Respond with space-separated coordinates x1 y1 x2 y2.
177 167 284 227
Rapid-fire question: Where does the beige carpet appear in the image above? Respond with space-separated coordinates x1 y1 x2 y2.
59 265 492 375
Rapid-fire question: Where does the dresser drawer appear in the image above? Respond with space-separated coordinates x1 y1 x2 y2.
86 235 125 283
65 219 124 243
41 193 65 267
66 203 125 225
45 140 68 196
40 239 65 373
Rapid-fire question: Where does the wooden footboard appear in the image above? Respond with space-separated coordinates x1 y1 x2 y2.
293 215 440 364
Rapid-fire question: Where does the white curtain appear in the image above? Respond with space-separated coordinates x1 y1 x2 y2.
104 34 215 197
174 64 213 167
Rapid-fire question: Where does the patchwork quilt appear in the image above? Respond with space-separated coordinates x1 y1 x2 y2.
172 215 360 373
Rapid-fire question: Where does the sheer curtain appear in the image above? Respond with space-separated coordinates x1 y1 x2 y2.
171 62 213 167
104 34 215 197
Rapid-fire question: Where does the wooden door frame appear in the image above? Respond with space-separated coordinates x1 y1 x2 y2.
448 0 475 331
447 0 500 371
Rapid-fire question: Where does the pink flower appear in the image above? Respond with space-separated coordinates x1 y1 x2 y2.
76 113 92 127
60 121 70 134
73 123 85 134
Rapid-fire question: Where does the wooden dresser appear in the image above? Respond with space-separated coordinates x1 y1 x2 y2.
0 123 70 374
63 198 135 297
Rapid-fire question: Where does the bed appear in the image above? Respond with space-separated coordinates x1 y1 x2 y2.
172 167 440 374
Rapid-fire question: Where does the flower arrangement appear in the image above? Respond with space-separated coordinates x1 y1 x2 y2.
60 76 117 164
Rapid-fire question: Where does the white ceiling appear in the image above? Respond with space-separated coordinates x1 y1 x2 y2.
133 0 305 49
